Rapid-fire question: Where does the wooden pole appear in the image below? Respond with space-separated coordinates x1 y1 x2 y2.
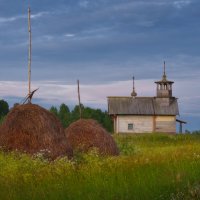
179 122 183 134
77 80 82 119
28 7 32 103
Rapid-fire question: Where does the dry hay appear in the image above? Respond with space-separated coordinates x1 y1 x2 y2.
65 119 119 156
0 104 73 159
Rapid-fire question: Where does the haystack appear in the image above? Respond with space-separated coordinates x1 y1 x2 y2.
0 104 72 159
65 119 119 156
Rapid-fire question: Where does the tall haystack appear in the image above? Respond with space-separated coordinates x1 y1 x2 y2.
0 104 72 159
65 119 119 156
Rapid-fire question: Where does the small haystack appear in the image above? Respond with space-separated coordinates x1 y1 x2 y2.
0 104 72 159
65 119 119 156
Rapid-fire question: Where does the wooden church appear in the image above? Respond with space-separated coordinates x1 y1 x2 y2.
107 63 185 134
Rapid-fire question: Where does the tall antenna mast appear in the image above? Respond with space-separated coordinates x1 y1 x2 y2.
28 7 32 102
77 80 82 119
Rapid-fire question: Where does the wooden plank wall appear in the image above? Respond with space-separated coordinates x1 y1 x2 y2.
115 115 176 133
155 116 176 133
116 116 153 133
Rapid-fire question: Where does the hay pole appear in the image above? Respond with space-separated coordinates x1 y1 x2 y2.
24 6 38 104
77 80 82 119
22 88 39 104
28 6 32 103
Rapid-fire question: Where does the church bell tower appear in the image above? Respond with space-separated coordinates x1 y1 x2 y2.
155 62 174 98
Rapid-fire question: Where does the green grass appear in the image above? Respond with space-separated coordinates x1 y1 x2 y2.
1 133 200 200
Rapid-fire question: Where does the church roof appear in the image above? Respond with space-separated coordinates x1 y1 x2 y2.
107 97 179 116
155 79 174 84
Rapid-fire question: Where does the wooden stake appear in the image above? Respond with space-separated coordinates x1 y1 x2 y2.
28 7 32 102
77 80 82 119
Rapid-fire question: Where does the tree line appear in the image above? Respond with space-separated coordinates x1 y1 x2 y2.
1 99 200 134
49 103 113 132
0 99 113 132
0 100 9 124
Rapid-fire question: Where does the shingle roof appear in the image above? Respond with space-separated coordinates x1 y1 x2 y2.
107 97 179 116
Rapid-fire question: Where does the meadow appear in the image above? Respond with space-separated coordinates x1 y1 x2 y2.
0 133 200 200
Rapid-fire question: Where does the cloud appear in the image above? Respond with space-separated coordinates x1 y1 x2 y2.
0 77 199 129
0 77 198 112
79 0 89 8
41 35 55 41
0 79 153 107
31 11 49 19
0 0 199 130
174 78 200 117
173 0 192 9
64 33 76 37
0 16 23 23
0 11 49 25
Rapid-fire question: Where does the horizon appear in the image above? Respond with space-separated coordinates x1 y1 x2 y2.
0 0 199 131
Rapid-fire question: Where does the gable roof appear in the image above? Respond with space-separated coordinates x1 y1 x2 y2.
107 97 179 116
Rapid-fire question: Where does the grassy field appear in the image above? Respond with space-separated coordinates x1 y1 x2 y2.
0 133 200 200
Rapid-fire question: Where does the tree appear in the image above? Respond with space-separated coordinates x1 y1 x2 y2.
59 104 70 127
0 115 5 125
0 99 9 117
192 130 200 134
71 104 84 121
49 103 113 132
102 112 113 132
49 106 58 117
185 129 191 134
59 103 70 115
82 106 113 132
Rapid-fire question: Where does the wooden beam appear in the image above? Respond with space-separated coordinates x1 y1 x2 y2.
153 115 156 132
77 80 82 119
176 119 187 124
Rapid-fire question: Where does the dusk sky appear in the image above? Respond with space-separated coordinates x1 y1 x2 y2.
0 0 199 131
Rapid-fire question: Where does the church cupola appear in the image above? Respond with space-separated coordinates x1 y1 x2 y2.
155 62 174 98
131 76 137 97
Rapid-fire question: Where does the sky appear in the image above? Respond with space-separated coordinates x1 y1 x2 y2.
0 0 199 131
